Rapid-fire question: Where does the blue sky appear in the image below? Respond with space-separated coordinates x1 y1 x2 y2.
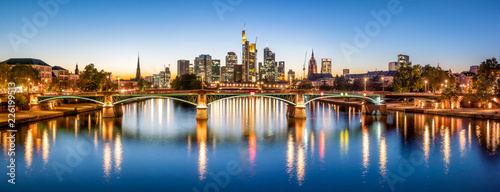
1 0 499 79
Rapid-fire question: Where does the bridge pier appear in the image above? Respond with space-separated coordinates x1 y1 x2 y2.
287 90 308 119
195 90 209 120
362 104 388 116
286 105 306 119
102 92 123 118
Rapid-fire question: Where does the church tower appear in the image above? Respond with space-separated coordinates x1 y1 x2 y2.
308 50 317 80
135 53 141 81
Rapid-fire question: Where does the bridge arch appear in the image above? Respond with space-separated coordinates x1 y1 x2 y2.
207 95 296 106
37 96 105 105
304 95 380 105
112 95 198 106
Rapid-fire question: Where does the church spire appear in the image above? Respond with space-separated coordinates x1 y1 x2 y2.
135 52 141 81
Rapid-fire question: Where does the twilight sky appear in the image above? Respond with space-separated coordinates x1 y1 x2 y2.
1 0 499 79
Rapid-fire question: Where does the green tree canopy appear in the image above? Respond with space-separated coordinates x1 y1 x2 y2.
171 74 203 90
473 57 499 106
77 64 109 92
393 63 423 92
10 64 41 89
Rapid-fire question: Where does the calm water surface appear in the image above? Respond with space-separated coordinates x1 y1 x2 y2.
1 98 500 191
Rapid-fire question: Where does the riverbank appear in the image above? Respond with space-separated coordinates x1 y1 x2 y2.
318 98 500 120
0 103 102 128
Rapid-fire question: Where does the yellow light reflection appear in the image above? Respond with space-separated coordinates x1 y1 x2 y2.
296 144 306 186
459 129 466 158
25 129 33 169
114 134 123 174
103 143 111 178
286 133 294 179
362 127 369 174
443 128 450 174
197 120 208 181
379 136 387 177
424 125 430 164
319 130 325 163
42 129 50 166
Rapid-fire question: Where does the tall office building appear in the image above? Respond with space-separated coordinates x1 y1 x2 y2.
288 69 295 81
225 52 237 82
177 60 190 77
278 61 285 81
196 54 212 83
263 47 277 81
234 64 243 82
242 26 257 82
308 50 318 79
321 58 332 75
258 62 264 81
212 59 221 83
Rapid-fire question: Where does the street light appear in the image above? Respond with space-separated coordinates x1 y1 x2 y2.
364 78 368 92
425 80 428 93
381 77 385 92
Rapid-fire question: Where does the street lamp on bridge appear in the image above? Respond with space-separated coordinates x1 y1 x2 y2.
364 78 368 92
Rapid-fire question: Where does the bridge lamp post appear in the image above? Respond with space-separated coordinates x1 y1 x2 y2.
117 77 120 90
381 77 385 92
424 80 427 93
364 78 367 92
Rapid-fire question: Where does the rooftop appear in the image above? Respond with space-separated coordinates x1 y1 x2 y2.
3 58 51 67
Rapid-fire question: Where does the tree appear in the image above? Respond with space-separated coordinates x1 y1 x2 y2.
473 58 499 108
0 62 10 91
333 75 351 91
299 79 313 89
10 64 41 89
368 75 383 91
137 78 151 91
440 86 459 109
14 93 28 108
352 78 364 91
45 77 61 92
393 63 423 92
77 64 109 92
171 74 203 90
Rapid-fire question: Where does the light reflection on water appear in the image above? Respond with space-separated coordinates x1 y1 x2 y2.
1 98 500 191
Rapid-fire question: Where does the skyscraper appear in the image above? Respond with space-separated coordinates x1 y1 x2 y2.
225 52 237 82
197 54 212 83
278 61 285 81
242 27 249 82
263 47 277 81
288 69 295 81
321 58 332 75
212 59 220 83
308 50 317 79
177 59 190 77
242 25 257 82
135 53 141 81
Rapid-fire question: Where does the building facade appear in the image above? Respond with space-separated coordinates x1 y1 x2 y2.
212 59 221 83
321 58 332 75
177 59 190 77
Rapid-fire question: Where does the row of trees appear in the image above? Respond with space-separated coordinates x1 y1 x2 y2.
393 63 455 93
0 62 41 91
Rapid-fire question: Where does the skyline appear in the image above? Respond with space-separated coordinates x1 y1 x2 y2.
1 0 499 79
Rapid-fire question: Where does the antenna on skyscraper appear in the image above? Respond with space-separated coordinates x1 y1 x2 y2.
266 40 268 47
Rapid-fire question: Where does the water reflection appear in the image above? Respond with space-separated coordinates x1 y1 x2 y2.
1 98 500 191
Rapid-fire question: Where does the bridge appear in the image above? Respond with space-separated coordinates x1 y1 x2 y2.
31 90 387 119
